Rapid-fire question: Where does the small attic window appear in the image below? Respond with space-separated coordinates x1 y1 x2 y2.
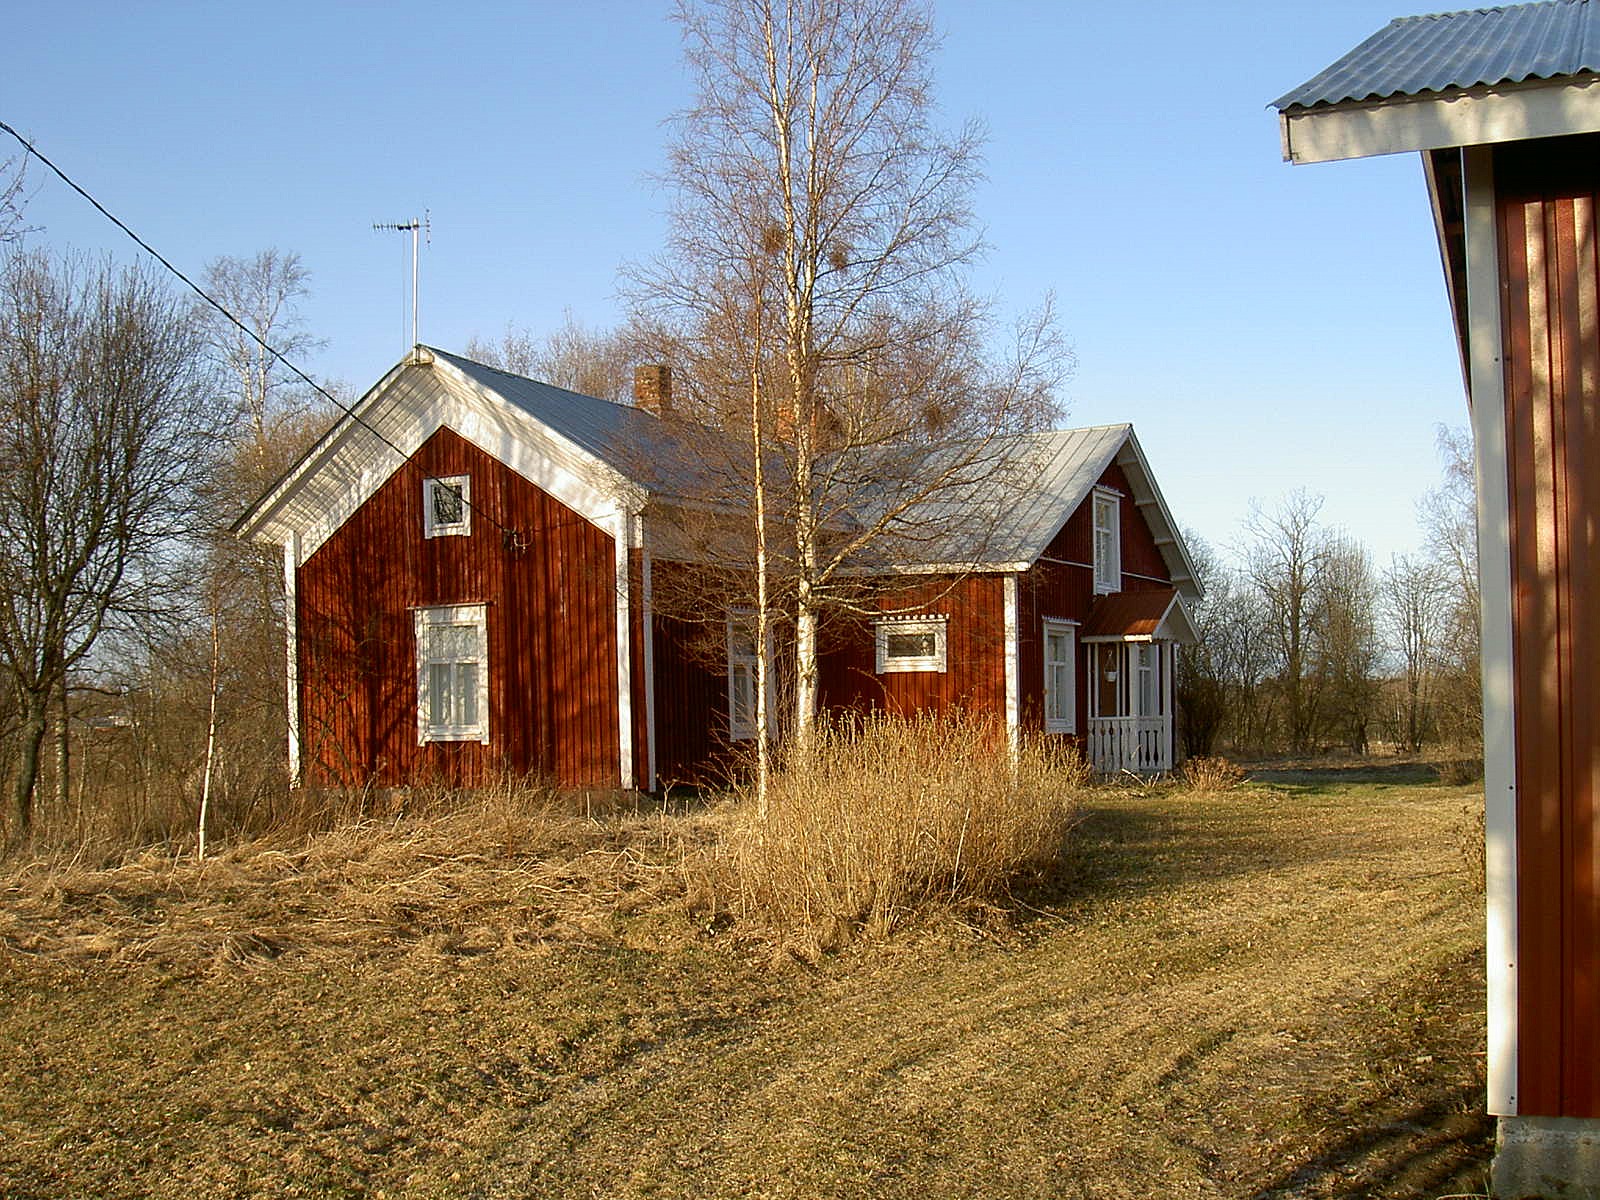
423 475 470 538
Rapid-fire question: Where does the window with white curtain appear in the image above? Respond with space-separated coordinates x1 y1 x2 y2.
414 604 488 743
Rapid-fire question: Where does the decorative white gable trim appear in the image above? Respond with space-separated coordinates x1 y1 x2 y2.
239 355 642 566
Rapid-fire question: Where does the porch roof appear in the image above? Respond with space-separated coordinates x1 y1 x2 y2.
1080 587 1197 645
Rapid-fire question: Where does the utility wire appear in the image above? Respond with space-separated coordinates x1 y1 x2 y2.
0 119 522 542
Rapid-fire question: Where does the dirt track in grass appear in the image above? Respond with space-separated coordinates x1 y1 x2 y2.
0 775 1490 1198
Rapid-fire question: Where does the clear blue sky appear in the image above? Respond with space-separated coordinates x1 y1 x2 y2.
4 0 1465 569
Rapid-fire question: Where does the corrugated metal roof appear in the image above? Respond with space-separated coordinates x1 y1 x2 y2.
1081 589 1179 640
1273 0 1600 111
240 346 1199 593
431 347 729 500
868 424 1200 595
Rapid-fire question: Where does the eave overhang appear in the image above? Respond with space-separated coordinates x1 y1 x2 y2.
1278 73 1600 165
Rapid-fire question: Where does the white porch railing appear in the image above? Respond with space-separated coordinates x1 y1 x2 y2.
1087 715 1171 774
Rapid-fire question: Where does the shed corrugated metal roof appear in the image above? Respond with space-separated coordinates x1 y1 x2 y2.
1273 0 1600 111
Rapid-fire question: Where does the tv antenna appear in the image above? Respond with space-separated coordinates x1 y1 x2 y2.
373 211 430 348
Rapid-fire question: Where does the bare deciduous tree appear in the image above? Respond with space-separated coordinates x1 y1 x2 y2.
1316 534 1380 753
1420 424 1481 748
465 312 636 403
0 251 220 840
1246 490 1330 755
635 0 1068 763
1383 553 1449 753
0 155 29 246
201 249 323 473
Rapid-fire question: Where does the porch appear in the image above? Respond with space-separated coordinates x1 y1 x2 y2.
1086 713 1173 774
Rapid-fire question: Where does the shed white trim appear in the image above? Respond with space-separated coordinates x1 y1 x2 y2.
238 354 641 564
1465 145 1520 1117
1280 75 1600 165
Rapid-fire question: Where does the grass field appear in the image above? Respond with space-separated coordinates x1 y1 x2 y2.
0 768 1490 1199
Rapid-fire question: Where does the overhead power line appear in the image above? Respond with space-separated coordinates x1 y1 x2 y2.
0 119 522 542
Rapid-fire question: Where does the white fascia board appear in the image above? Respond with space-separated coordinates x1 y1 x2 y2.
236 355 415 543
1280 75 1600 165
430 354 646 514
1464 144 1519 1117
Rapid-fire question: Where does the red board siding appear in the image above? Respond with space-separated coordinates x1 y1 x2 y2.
1034 460 1170 586
297 426 622 789
1497 136 1600 1119
819 576 1006 719
649 560 739 785
1018 462 1175 735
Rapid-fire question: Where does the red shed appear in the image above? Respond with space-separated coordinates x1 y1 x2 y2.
1276 2 1600 1189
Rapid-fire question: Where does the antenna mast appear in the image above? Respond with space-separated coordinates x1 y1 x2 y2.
373 211 430 348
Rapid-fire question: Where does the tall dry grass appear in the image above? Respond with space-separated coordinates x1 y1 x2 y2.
705 713 1086 945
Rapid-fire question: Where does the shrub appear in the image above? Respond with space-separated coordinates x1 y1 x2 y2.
711 713 1085 945
1180 756 1247 795
1438 758 1484 786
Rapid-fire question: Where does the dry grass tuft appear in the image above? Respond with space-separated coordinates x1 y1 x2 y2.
699 713 1085 950
1180 755 1247 795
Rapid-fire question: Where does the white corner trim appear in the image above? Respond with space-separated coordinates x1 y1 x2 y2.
614 509 634 790
1466 144 1519 1117
284 534 301 788
1004 575 1020 754
1280 75 1600 166
641 535 657 792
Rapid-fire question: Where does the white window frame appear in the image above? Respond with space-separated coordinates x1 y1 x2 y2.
422 474 471 538
414 604 489 744
1042 618 1077 734
1092 488 1121 595
727 611 762 741
875 616 948 674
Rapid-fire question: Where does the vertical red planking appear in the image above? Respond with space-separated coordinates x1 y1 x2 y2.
1497 137 1600 1118
296 426 624 790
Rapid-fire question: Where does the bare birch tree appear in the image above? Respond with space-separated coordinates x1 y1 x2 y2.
201 250 322 473
0 252 218 841
635 0 1067 758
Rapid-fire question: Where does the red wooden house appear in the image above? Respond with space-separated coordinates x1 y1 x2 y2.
1277 1 1600 1190
236 346 1200 792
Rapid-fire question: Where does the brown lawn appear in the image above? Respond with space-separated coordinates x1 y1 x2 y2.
0 770 1490 1199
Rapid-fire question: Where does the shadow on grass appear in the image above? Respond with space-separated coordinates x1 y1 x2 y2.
1243 1080 1492 1200
1023 795 1318 913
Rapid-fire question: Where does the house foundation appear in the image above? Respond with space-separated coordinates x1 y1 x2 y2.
1494 1117 1600 1199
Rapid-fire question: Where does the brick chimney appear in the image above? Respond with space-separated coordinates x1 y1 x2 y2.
633 364 672 416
